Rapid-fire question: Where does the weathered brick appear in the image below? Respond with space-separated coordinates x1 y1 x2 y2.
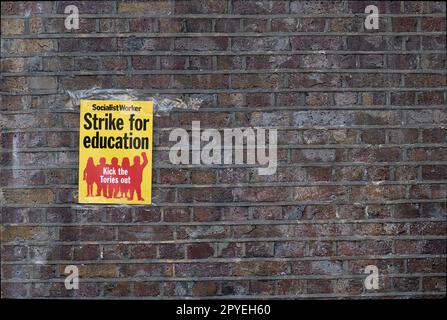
233 37 289 51
233 74 281 89
234 1 287 14
56 1 114 13
120 264 173 277
176 0 226 13
118 226 173 241
163 208 190 222
2 189 55 204
118 1 172 14
233 261 289 276
175 38 228 51
159 244 185 259
174 74 228 89
393 17 417 32
134 282 161 297
1 19 25 35
128 18 157 33
192 281 219 296
1 226 49 242
291 36 343 50
28 76 58 91
215 19 242 32
99 18 128 33
2 1 53 15
187 243 214 259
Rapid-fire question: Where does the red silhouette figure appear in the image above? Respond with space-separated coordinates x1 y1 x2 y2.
128 152 148 201
96 157 108 198
83 157 98 197
107 157 120 198
120 157 131 198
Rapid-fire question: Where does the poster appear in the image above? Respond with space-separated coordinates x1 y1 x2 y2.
78 99 153 204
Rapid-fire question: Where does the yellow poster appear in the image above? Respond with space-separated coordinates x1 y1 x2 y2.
78 99 153 205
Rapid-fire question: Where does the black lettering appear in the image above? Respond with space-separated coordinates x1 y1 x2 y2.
83 113 93 130
83 136 91 148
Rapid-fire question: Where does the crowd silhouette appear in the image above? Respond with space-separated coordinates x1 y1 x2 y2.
83 152 148 201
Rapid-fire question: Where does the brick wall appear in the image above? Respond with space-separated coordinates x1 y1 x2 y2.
1 1 446 299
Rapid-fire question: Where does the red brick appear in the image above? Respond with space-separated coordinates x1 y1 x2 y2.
186 243 214 259
393 17 417 32
422 166 447 180
191 170 217 184
192 281 219 296
134 282 160 297
159 244 185 259
163 208 191 222
128 244 156 259
176 0 226 13
307 279 332 294
131 56 156 70
421 17 446 31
